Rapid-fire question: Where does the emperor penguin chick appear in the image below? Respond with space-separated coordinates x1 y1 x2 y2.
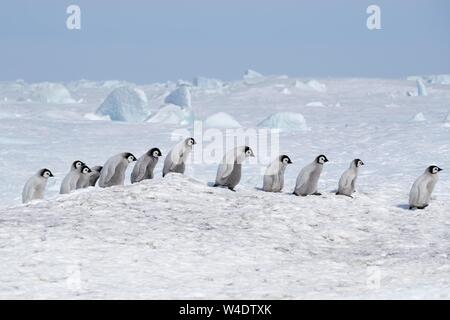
263 155 292 192
214 146 255 191
60 160 85 194
98 152 136 188
22 168 54 204
409 165 443 210
162 137 196 177
76 165 94 189
336 159 364 198
131 148 162 184
293 155 329 196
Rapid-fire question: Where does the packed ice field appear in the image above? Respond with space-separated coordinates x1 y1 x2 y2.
0 71 449 299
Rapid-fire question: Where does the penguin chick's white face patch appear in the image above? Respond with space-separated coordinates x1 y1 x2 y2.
356 159 364 167
75 161 83 169
245 147 255 157
42 170 53 178
430 166 443 174
82 167 90 174
127 155 136 163
187 138 196 146
318 155 328 164
153 150 160 157
281 156 292 165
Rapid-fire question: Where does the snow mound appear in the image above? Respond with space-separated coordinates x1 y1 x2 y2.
193 77 223 88
204 112 242 128
30 82 76 104
95 86 148 122
306 80 327 92
84 113 110 121
292 79 327 92
243 69 263 79
408 75 450 85
416 79 428 97
146 104 194 126
281 88 291 95
444 112 450 127
164 86 191 108
258 112 309 132
306 101 325 107
243 69 264 84
412 112 426 122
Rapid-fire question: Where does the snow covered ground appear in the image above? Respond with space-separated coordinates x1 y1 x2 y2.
0 75 449 299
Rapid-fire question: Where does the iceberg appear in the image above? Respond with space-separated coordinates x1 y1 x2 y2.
146 104 194 126
30 82 76 104
204 112 241 129
164 86 191 108
258 112 309 132
95 86 148 122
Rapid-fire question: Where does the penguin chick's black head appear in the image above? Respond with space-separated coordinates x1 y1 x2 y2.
187 137 197 146
123 153 137 162
280 155 293 164
148 147 162 158
354 159 364 167
316 155 329 164
73 160 84 169
244 146 255 157
40 168 54 178
428 165 443 174
81 165 92 174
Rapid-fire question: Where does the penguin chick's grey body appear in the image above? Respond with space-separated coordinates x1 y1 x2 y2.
131 148 162 183
336 159 364 197
60 160 85 194
88 166 103 187
98 152 136 188
293 155 329 196
162 138 196 177
214 146 255 191
409 165 442 210
22 168 54 203
74 165 95 189
263 155 292 192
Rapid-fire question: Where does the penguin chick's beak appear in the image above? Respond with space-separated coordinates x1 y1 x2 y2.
288 160 293 164
438 168 443 172
50 173 54 177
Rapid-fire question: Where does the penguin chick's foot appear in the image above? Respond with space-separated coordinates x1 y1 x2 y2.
228 187 236 192
336 192 353 199
417 205 429 210
312 192 322 196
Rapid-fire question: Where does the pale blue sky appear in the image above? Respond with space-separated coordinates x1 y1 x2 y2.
0 0 449 83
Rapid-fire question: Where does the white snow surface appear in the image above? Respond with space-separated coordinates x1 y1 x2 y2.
95 86 148 122
1 76 450 299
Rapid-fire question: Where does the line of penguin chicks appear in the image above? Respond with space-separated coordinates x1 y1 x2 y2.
22 137 443 210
